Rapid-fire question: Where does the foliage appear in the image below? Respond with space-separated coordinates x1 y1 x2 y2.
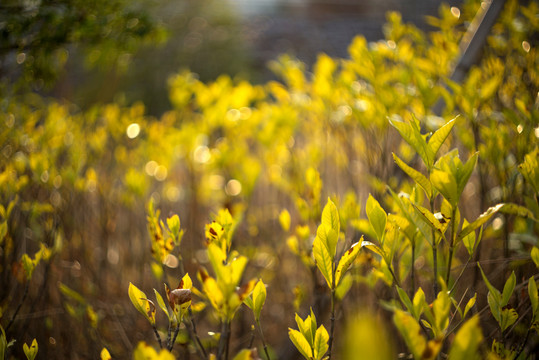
0 0 538 359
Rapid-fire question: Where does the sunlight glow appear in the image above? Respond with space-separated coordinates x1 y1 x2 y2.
225 179 242 196
126 123 141 138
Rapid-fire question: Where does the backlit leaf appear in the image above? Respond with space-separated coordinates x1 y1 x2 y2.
463 294 477 319
313 234 334 289
366 194 387 242
321 198 340 236
128 283 155 324
252 279 266 321
532 247 539 269
393 153 432 198
501 272 516 307
528 277 538 316
428 117 457 158
279 209 291 232
393 309 426 360
100 348 111 360
458 203 505 240
448 315 482 360
313 325 329 360
289 329 313 360
335 238 362 286
23 339 38 360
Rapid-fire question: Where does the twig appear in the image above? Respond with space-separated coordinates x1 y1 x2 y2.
5 281 29 333
256 319 271 360
152 323 164 349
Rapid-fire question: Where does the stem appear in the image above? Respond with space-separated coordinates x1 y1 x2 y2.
168 323 180 351
217 319 230 360
153 323 164 349
411 237 416 298
5 281 29 333
256 319 271 360
327 288 336 360
188 309 207 359
430 199 439 298
449 255 473 295
445 208 458 287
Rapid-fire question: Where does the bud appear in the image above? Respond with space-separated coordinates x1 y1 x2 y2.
169 288 191 305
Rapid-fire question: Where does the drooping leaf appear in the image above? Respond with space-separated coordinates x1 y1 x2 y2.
366 194 387 242
458 203 505 240
360 240 383 257
393 153 432 199
128 283 155 324
499 308 518 332
335 239 362 286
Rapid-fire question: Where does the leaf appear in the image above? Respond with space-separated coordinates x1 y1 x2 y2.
411 203 446 242
366 194 387 242
0 325 7 360
458 203 505 240
279 209 291 232
289 329 313 360
428 117 457 158
393 309 426 360
100 347 112 360
412 288 426 320
396 286 413 314
430 169 458 206
0 221 7 245
128 283 155 325
313 325 329 360
313 235 334 289
252 279 266 321
461 219 476 256
316 223 338 262
23 339 38 360
500 308 518 332
321 198 340 236
232 349 259 360
389 116 435 169
448 315 482 360
360 240 383 257
335 238 362 286
154 288 170 319
528 277 538 317
393 153 432 198
463 294 477 319
501 272 516 307
457 152 478 197
133 341 175 360
532 248 539 269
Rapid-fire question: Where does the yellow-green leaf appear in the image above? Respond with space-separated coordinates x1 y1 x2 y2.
366 194 387 242
393 153 432 199
501 272 516 307
315 223 338 262
463 294 477 319
313 235 334 289
289 328 313 360
393 310 426 360
428 117 457 158
430 169 458 206
23 339 38 360
448 315 482 360
133 341 175 360
154 288 170 318
321 198 340 236
528 277 538 316
335 238 362 286
128 283 155 325
313 325 329 360
532 247 539 269
252 279 266 321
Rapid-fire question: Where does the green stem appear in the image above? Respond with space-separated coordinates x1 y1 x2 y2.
445 208 458 287
430 199 439 298
256 319 271 360
411 237 416 298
